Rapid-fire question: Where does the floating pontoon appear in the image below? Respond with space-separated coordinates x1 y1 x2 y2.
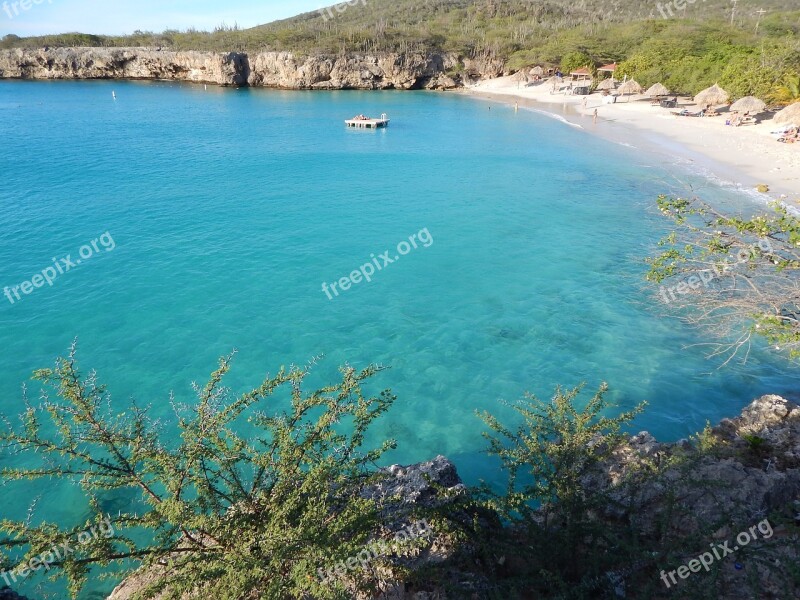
345 113 389 129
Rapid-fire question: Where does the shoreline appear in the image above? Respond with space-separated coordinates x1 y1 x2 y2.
460 77 800 202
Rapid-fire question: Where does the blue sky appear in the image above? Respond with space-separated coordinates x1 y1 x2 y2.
1 0 326 37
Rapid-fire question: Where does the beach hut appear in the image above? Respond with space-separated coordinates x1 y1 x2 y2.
597 63 617 77
645 83 670 97
729 96 767 114
694 84 730 107
596 78 616 91
618 79 643 101
569 67 592 82
773 102 800 126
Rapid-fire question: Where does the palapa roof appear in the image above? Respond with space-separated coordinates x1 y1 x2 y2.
570 67 592 76
596 78 616 91
729 96 767 113
774 102 800 125
513 68 529 81
598 62 617 72
618 79 643 95
530 66 544 76
694 84 730 107
645 83 670 97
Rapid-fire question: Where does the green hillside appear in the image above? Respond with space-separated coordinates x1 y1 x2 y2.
2 0 796 56
1 0 798 99
255 0 796 54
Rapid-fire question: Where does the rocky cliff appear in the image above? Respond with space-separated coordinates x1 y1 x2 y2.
0 47 506 89
1 395 794 599
98 395 800 599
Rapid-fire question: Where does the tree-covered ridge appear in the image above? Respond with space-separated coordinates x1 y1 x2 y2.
255 0 797 56
2 2 797 99
1 0 796 59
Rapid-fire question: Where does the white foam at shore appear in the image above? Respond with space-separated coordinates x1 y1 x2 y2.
521 106 583 129
465 76 800 202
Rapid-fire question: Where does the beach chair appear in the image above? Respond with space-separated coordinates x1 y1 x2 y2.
672 109 704 117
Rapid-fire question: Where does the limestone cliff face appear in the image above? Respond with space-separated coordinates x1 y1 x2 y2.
0 48 250 85
0 47 505 89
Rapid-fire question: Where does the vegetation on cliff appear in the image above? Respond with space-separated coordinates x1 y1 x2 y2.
0 347 402 599
1 338 798 598
647 198 800 362
1 1 798 98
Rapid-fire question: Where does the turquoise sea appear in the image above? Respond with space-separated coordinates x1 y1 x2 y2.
1 80 798 597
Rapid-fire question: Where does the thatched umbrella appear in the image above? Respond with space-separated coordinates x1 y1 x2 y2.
618 79 643 101
513 68 529 81
645 82 670 97
596 78 616 91
694 84 729 107
530 66 544 77
513 68 530 87
729 96 766 114
774 102 800 126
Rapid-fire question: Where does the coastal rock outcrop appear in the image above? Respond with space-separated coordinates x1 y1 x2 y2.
0 48 249 85
106 455 481 600
582 394 800 599
101 395 800 599
0 47 505 89
593 394 800 527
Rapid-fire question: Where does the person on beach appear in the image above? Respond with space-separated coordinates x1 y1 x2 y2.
593 109 598 124
779 127 798 143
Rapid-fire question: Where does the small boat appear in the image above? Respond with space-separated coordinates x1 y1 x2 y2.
345 113 389 129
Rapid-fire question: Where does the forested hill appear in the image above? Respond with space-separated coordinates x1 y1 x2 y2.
2 0 798 99
2 0 796 58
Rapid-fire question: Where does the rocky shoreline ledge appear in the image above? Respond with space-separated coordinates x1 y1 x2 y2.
0 48 505 89
102 394 798 599
3 395 798 599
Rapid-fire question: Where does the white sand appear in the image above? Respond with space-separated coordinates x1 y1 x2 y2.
463 75 800 202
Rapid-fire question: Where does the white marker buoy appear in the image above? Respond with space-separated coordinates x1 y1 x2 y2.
112 91 116 100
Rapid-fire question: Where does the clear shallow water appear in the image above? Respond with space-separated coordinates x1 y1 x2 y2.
1 80 798 597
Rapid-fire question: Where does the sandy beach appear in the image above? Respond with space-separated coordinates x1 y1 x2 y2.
464 75 800 202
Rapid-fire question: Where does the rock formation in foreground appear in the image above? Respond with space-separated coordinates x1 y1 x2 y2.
0 47 506 89
103 394 799 599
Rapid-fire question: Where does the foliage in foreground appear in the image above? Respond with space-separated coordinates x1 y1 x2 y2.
470 384 799 600
477 384 650 596
0 344 397 599
1 345 798 598
1 353 655 599
647 196 800 362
